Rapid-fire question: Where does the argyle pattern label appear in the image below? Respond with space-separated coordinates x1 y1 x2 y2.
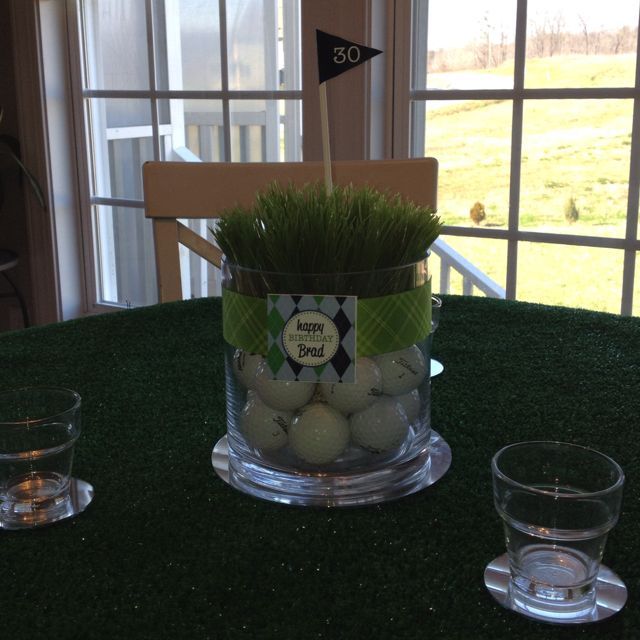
222 279 431 359
266 294 357 383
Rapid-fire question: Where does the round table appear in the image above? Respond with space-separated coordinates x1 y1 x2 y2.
0 295 638 639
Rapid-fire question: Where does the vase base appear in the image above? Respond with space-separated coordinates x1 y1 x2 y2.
212 430 451 507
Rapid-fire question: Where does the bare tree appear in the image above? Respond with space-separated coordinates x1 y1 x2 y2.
498 29 508 64
529 18 547 57
578 15 590 54
547 11 565 57
474 12 495 69
610 25 635 54
611 28 625 54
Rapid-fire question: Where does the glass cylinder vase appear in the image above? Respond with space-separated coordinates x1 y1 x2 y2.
221 256 434 506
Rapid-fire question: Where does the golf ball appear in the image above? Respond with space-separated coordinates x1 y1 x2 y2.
232 350 264 390
395 388 421 424
350 396 409 453
240 395 291 452
374 345 427 395
289 403 350 464
253 362 316 411
319 357 382 414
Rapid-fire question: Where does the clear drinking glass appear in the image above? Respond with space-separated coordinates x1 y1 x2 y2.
491 441 624 622
0 387 85 529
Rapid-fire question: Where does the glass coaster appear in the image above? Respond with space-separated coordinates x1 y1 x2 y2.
430 359 444 377
212 429 452 493
0 478 94 530
484 553 627 624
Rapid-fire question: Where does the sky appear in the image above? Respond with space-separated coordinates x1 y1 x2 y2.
425 0 640 50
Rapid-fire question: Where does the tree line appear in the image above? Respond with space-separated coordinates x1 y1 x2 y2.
428 19 638 73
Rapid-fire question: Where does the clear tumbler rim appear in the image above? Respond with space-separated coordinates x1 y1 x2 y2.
221 252 429 279
0 386 81 427
492 440 625 499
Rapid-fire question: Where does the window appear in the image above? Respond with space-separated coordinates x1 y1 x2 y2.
76 0 302 307
15 0 640 320
407 0 640 315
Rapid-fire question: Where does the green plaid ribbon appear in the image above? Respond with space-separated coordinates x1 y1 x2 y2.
222 289 268 354
223 280 432 356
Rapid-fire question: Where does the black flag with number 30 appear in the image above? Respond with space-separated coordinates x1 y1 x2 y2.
316 29 383 84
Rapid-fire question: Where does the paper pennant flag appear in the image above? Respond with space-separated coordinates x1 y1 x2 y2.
316 29 383 84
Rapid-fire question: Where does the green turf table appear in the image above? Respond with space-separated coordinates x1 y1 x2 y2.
1 295 639 639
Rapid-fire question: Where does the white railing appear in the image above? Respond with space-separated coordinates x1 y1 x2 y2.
431 237 506 298
105 125 504 305
171 145 506 302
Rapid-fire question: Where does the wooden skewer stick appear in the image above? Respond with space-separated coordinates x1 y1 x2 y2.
319 82 333 194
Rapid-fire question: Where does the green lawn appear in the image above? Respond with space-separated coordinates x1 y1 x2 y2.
431 234 631 315
424 54 638 315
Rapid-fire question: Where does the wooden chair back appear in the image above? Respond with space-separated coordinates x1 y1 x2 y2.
143 158 438 302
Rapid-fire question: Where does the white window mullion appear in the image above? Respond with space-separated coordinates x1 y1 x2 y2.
505 0 528 301
283 0 302 160
81 1 118 304
145 0 161 160
163 0 187 150
620 5 640 315
263 0 279 160
218 0 232 160
409 0 427 159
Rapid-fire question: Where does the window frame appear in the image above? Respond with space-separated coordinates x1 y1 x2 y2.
397 0 640 314
73 0 308 309
13 0 382 323
12 0 639 321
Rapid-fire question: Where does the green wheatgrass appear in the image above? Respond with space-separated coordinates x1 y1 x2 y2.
212 182 442 297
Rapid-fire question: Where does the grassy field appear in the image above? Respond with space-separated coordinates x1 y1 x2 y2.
424 54 638 315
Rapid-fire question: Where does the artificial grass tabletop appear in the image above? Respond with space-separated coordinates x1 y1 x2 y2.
0 295 639 639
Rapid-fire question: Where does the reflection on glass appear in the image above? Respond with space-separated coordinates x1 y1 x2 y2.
83 0 150 90
518 243 622 313
521 99 632 237
164 0 222 91
166 100 225 161
229 100 301 162
86 99 153 200
418 100 511 228
94 205 158 307
430 237 507 297
225 0 300 91
155 0 222 90
525 0 639 88
227 1 269 90
412 0 516 90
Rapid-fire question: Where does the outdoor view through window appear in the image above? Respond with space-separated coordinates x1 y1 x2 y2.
412 0 640 315
80 0 301 307
77 1 639 315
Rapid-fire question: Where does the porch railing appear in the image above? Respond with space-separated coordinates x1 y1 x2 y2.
431 237 506 298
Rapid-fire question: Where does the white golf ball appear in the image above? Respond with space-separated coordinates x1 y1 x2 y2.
350 396 409 453
240 395 291 452
319 357 382 414
374 345 427 395
395 389 421 424
232 350 264 390
289 403 350 464
253 362 316 411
